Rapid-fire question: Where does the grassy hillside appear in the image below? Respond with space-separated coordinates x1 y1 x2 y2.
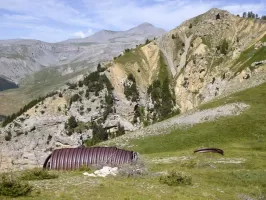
232 34 266 73
0 68 88 116
2 82 266 200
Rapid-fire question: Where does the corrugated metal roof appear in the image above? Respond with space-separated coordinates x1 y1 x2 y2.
43 147 138 170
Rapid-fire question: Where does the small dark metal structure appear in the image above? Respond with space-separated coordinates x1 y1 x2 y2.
194 148 224 155
43 147 138 170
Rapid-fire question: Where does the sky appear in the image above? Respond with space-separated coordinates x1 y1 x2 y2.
0 0 265 43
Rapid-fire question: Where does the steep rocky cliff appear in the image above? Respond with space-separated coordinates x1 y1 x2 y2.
1 8 266 170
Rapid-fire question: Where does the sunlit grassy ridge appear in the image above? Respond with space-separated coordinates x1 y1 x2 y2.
232 34 266 73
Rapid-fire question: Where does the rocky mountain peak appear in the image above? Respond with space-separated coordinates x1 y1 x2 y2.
136 22 154 28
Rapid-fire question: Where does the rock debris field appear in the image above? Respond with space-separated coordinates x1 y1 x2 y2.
102 103 249 147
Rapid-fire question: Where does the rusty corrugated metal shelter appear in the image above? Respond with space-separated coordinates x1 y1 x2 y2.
43 147 138 170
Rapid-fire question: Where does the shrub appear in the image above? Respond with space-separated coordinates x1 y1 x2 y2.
67 82 77 89
220 39 229 55
125 49 131 53
68 116 78 129
71 94 80 103
145 39 150 45
0 173 33 197
77 165 92 172
85 89 90 99
78 81 83 87
20 168 58 181
124 74 139 102
116 123 125 137
85 122 108 147
159 170 192 186
189 23 193 28
180 160 197 169
4 132 12 141
148 77 175 122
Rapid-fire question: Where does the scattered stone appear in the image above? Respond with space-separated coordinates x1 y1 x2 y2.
83 166 119 178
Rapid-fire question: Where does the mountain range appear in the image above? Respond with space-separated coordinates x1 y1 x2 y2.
0 22 165 86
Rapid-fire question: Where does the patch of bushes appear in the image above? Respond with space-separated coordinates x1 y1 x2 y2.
116 123 125 137
97 63 105 72
67 82 77 90
2 92 58 127
219 39 229 55
85 122 108 147
172 34 176 39
103 92 114 120
180 160 197 169
83 70 113 97
145 39 151 45
77 165 92 172
5 132 12 141
79 91 84 96
0 173 33 197
71 94 80 103
148 77 176 121
159 170 192 186
133 105 145 124
78 81 83 87
20 168 58 181
85 89 90 99
65 116 78 136
124 74 139 102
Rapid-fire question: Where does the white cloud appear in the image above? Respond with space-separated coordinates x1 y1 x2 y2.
0 0 103 28
0 0 265 42
72 29 93 38
81 0 266 31
73 31 86 38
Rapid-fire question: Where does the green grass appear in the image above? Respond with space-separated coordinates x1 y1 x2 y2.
0 67 88 116
133 82 266 153
232 35 266 73
115 49 143 65
20 168 58 181
127 82 266 199
201 36 212 49
260 34 266 43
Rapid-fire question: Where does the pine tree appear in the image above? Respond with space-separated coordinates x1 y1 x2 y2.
68 116 78 129
160 77 173 118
